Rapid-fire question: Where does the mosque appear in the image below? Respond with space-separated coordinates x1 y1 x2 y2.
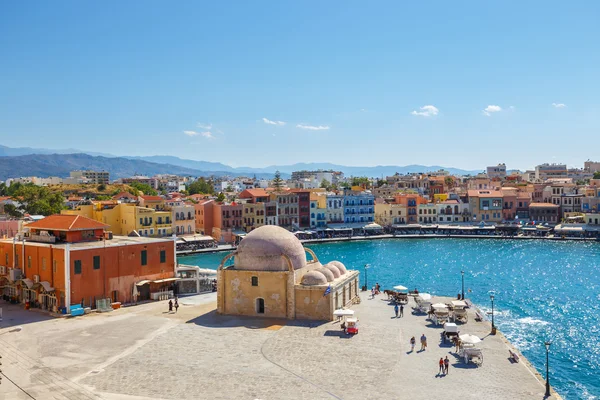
216 225 360 320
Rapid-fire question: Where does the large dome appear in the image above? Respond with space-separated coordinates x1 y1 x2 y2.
233 225 307 271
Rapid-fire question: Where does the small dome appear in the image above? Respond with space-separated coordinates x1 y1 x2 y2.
301 271 328 286
233 225 307 271
316 267 335 282
328 261 347 274
323 264 341 278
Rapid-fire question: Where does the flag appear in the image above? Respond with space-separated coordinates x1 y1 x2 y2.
323 285 331 297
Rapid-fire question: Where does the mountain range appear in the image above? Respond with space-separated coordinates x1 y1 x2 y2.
0 145 483 181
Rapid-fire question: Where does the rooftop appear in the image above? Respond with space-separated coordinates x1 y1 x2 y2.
24 214 110 232
0 234 174 250
529 203 560 208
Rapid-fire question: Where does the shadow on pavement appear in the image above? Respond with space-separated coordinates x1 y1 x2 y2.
186 309 327 330
0 302 56 331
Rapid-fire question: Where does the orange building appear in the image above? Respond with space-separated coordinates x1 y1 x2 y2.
393 194 428 224
0 215 176 314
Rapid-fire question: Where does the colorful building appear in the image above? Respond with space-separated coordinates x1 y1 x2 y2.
0 215 176 313
467 190 504 223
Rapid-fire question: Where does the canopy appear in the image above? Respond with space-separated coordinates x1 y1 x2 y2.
153 278 179 284
393 285 408 291
451 300 467 308
136 280 151 286
346 318 358 323
34 281 54 292
364 223 383 230
460 334 482 345
17 278 34 289
333 309 355 317
432 303 448 309
417 293 432 301
443 322 458 333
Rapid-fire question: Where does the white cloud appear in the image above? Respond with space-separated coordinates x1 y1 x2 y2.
183 130 213 139
296 124 330 131
483 105 502 116
410 105 439 117
552 103 566 108
262 117 286 126
196 122 212 130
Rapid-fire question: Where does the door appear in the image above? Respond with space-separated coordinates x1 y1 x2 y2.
256 298 265 314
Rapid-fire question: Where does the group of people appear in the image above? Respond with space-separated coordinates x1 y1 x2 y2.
371 283 381 298
168 297 179 313
438 356 450 375
393 303 404 318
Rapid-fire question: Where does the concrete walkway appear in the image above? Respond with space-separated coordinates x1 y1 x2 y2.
0 291 560 400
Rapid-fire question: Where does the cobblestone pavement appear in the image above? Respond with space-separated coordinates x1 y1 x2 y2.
1 292 560 400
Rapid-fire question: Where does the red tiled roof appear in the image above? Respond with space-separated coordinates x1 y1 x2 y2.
0 196 11 202
240 188 269 198
112 191 137 199
140 196 163 201
25 215 110 231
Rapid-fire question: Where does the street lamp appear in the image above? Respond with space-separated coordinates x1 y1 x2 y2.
490 294 496 334
545 341 552 397
363 264 370 291
461 270 465 300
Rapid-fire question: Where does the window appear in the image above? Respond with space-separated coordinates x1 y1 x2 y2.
74 260 82 274
160 250 166 263
28 256 31 268
93 255 101 270
42 257 47 271
252 276 259 286
141 250 147 266
53 260 57 274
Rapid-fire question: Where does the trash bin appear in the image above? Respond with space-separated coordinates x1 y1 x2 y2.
25 301 30 310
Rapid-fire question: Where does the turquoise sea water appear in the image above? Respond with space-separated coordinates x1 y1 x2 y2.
179 239 600 399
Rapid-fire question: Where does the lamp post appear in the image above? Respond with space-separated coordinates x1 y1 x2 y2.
363 264 370 291
490 294 496 334
545 341 552 397
461 270 465 300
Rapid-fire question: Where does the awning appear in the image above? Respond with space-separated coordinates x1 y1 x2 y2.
364 223 383 230
17 278 34 289
333 309 355 317
33 281 54 292
152 278 179 284
136 280 152 286
232 230 247 237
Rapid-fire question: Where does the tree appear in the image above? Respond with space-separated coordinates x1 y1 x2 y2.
350 177 370 188
129 182 158 196
188 178 214 195
216 192 226 202
272 171 284 191
594 172 600 179
97 184 107 192
320 179 331 190
3 203 22 218
12 184 65 216
444 176 455 188
376 179 386 188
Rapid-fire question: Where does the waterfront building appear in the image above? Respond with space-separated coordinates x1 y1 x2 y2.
343 189 375 224
271 191 299 229
216 225 359 320
194 199 214 235
393 193 427 224
467 189 504 223
70 170 110 185
325 193 344 224
535 163 567 180
529 203 560 223
374 201 406 226
500 188 517 221
417 203 437 224
487 163 507 179
310 193 328 228
290 190 311 228
61 202 173 237
516 191 532 220
585 213 600 225
242 202 266 233
210 202 243 243
171 203 196 235
435 199 469 223
0 214 175 312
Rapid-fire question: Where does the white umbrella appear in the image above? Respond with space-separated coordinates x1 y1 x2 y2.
393 285 408 291
333 309 355 317
432 303 448 309
417 293 432 301
460 334 482 345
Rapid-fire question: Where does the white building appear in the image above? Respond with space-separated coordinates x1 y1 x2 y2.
486 164 507 179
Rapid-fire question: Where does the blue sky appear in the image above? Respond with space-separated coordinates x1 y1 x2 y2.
1 1 598 170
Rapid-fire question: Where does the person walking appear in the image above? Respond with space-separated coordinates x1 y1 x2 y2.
444 356 450 374
420 333 427 351
394 304 399 318
410 336 416 351
174 298 179 313
439 358 445 374
400 304 404 317
168 299 173 313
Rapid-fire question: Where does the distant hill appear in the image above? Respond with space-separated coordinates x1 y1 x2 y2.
0 145 482 179
0 153 246 181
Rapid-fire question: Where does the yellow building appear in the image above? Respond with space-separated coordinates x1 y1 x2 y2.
62 202 172 237
433 193 449 203
217 225 359 320
242 202 266 233
374 203 407 226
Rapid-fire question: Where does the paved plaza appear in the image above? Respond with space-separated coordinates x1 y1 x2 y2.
0 292 559 400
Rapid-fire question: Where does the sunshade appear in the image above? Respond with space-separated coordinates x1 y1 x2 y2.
432 303 448 309
460 334 482 345
393 285 408 291
417 293 432 301
333 309 355 317
451 300 467 307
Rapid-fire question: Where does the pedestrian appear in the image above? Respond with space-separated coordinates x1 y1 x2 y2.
371 286 375 298
400 304 404 317
168 299 173 312
394 304 399 318
410 336 416 351
174 298 179 313
444 356 450 374
420 333 427 351
439 358 445 374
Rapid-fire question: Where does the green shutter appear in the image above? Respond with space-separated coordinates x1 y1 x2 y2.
74 260 82 274
93 255 101 270
141 250 147 266
160 250 166 263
